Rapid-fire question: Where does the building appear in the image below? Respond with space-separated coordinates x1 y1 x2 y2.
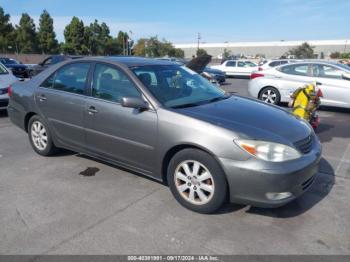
175 39 349 59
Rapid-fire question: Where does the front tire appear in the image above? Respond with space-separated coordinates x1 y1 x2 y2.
259 86 281 105
167 149 228 214
28 115 58 156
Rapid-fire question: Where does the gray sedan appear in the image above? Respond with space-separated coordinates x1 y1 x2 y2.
8 57 322 213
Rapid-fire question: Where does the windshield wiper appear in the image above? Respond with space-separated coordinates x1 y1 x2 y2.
206 94 231 104
171 102 202 109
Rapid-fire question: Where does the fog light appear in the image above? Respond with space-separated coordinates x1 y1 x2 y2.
266 192 292 201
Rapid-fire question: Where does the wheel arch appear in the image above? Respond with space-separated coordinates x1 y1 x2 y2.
161 143 219 186
24 112 37 132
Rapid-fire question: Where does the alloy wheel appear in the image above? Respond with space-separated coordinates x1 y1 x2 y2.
174 160 215 205
261 89 277 104
31 121 48 151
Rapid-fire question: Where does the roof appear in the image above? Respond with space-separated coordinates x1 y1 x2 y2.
175 39 350 49
95 56 177 67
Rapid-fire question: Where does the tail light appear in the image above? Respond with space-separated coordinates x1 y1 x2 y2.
316 89 323 98
250 73 264 79
8 85 12 97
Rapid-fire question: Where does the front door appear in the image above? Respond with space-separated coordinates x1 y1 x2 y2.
35 62 91 149
311 64 350 107
84 63 158 173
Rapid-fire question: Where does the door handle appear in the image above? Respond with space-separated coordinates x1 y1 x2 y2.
316 82 322 86
87 106 98 114
37 94 47 101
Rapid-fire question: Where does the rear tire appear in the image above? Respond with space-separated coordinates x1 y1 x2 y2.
167 149 228 214
28 115 58 156
259 86 281 105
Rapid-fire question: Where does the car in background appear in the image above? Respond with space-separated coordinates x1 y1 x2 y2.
258 59 299 71
248 61 350 108
211 60 258 77
7 57 321 213
28 55 82 77
0 57 29 78
156 57 188 65
202 67 226 84
0 63 18 110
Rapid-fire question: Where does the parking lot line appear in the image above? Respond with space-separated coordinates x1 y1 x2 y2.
335 144 350 179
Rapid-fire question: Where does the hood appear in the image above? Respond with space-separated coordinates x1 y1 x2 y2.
186 54 212 73
204 67 225 75
176 96 312 145
5 64 27 69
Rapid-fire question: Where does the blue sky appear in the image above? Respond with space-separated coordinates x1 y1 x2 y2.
1 0 349 43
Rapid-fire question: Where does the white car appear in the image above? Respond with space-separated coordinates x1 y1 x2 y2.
0 63 18 110
248 61 350 108
258 59 299 71
211 60 258 77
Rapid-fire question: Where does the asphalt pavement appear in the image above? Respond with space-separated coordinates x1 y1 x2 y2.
0 78 349 255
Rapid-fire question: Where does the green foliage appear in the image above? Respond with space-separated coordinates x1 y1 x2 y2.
340 53 350 59
37 10 58 54
330 52 340 59
0 6 15 52
196 48 208 57
15 13 38 53
62 17 89 55
222 48 231 59
133 36 184 58
288 42 315 59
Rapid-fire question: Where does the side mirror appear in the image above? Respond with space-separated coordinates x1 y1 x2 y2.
342 73 350 81
121 97 149 110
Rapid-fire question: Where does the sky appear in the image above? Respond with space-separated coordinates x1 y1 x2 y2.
0 0 349 43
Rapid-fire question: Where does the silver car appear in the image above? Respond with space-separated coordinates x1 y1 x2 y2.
8 57 321 213
248 61 350 108
0 63 18 110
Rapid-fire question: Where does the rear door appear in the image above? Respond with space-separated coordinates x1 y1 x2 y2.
35 62 91 149
276 63 312 99
223 61 237 75
311 63 350 107
84 63 158 172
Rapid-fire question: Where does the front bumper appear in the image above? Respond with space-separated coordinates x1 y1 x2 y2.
219 138 322 208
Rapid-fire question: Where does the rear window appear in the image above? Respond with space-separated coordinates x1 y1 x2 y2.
279 64 310 76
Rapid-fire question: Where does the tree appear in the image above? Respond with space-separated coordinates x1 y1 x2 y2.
15 13 37 53
62 17 89 55
222 48 231 60
133 38 147 56
288 42 315 59
330 52 340 59
37 10 58 54
84 20 113 55
196 48 208 57
0 6 15 53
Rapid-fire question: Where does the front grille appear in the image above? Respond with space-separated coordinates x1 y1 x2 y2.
294 135 313 154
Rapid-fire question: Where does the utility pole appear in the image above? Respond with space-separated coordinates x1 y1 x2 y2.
197 33 201 51
344 39 348 53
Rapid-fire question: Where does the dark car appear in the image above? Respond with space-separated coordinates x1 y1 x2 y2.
29 55 82 77
0 57 29 78
203 67 226 84
8 57 321 214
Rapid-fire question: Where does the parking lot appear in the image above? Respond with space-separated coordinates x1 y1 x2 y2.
0 78 349 255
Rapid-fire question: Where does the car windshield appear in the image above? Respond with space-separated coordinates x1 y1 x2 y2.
132 65 228 108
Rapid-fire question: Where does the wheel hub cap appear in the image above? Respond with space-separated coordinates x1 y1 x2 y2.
31 121 48 151
174 160 215 206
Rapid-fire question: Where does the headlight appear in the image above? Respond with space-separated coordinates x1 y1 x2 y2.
235 140 301 162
